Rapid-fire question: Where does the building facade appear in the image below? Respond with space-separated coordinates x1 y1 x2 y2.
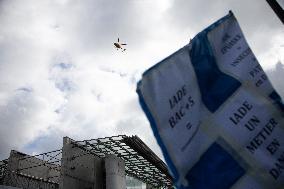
0 135 172 189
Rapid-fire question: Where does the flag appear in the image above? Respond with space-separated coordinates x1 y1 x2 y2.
137 11 284 189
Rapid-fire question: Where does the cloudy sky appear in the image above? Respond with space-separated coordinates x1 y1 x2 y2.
0 0 283 160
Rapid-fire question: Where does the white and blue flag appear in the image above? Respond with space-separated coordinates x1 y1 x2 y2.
137 11 284 189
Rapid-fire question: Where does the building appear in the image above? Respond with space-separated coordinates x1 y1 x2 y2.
0 135 173 189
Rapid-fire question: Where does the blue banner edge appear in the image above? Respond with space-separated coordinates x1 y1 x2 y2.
136 81 180 184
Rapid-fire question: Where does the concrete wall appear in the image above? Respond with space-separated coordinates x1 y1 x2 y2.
0 185 22 189
17 153 60 183
2 137 128 189
59 137 104 189
3 150 59 189
60 137 127 189
105 154 126 189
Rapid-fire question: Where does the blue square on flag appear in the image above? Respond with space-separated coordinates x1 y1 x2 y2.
186 142 245 189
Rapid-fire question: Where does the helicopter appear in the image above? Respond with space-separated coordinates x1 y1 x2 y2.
114 38 127 52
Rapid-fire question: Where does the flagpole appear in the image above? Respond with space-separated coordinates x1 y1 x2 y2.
266 0 284 24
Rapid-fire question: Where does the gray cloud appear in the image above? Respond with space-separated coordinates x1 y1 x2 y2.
166 0 284 67
266 62 284 99
0 89 58 159
52 0 153 54
167 0 282 34
0 0 283 162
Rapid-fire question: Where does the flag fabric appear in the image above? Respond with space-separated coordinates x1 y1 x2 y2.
137 11 284 189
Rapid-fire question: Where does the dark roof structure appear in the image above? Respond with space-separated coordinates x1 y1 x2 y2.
0 135 173 188
72 135 173 188
0 159 8 183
